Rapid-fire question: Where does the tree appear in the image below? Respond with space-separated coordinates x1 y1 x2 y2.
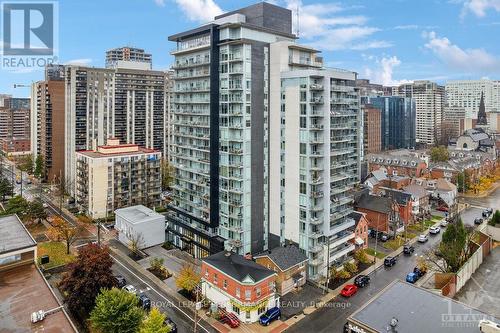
430 219 474 273
161 159 175 191
4 195 29 219
127 231 145 258
34 154 44 179
0 177 13 200
59 243 116 318
26 200 48 224
334 269 351 280
176 264 200 293
456 171 471 193
18 154 34 174
48 217 83 254
343 261 358 274
90 288 144 333
354 249 371 265
430 146 449 162
140 308 170 333
488 210 500 226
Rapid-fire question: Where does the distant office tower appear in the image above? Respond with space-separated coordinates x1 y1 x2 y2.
106 47 152 69
395 80 444 146
75 138 161 219
363 105 382 154
356 79 392 98
368 96 416 150
31 65 66 182
0 95 30 155
64 57 170 193
442 105 466 139
445 79 500 118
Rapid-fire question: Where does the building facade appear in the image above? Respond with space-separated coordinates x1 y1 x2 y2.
75 138 161 219
31 65 66 182
105 46 152 69
395 81 444 146
368 96 416 150
445 79 500 118
363 105 382 154
0 96 30 155
167 3 296 258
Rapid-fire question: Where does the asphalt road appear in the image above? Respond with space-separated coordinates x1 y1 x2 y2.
286 231 443 333
459 187 500 227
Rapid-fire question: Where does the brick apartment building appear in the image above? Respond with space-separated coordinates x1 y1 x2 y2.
363 105 381 154
366 153 428 178
0 95 30 155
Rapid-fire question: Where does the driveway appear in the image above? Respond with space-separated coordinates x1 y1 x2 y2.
280 283 325 320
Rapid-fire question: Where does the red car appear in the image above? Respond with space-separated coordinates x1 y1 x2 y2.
340 284 358 297
437 206 449 212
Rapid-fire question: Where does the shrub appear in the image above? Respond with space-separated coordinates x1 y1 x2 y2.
335 269 351 280
354 249 371 264
343 261 358 274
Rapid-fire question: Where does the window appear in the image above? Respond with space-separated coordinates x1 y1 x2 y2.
300 117 307 128
256 287 261 298
258 306 266 315
223 279 228 289
299 182 306 194
233 304 240 315
214 273 218 284
205 268 209 277
269 281 275 291
245 289 251 300
300 143 306 154
236 287 241 298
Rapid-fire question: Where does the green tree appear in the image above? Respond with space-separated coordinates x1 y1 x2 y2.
18 155 34 174
437 219 473 272
59 244 116 318
90 288 144 333
26 200 48 224
175 264 200 293
0 177 13 200
430 146 450 162
4 195 29 219
140 308 170 333
488 210 500 226
34 154 44 179
456 171 471 193
161 159 175 191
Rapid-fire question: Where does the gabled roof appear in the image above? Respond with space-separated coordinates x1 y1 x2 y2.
348 211 366 228
254 245 308 271
403 184 428 200
203 251 276 284
382 188 413 205
435 178 457 192
355 192 391 214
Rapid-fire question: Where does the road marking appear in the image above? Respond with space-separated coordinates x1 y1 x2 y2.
110 255 210 333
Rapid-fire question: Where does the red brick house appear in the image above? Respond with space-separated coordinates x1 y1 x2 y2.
201 251 278 323
348 212 368 250
366 154 428 178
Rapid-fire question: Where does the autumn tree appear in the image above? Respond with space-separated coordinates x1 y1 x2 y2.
140 308 171 333
161 159 175 191
34 154 45 179
48 217 83 254
176 264 200 294
90 288 144 333
59 243 116 318
127 231 145 258
17 154 34 174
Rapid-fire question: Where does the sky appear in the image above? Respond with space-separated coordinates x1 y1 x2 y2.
1 0 500 97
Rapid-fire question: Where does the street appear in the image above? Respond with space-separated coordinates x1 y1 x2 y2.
286 230 443 332
459 187 500 226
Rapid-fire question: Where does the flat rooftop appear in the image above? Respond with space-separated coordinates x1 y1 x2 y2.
350 280 499 333
0 264 77 332
0 215 36 255
115 205 163 224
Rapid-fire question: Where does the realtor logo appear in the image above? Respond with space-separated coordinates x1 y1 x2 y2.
1 1 58 69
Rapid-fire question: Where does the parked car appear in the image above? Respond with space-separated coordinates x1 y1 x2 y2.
368 229 377 238
413 266 426 278
406 272 419 284
482 209 493 217
403 244 415 255
378 233 390 242
479 319 500 333
384 256 397 267
340 284 358 297
429 226 441 234
164 318 177 333
474 218 483 225
115 275 126 288
418 234 429 243
437 205 449 212
138 294 151 311
42 202 49 208
221 311 240 328
354 275 370 288
259 307 281 326
440 220 448 227
122 284 137 295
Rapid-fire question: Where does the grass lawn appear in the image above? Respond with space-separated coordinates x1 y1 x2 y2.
365 247 386 259
38 241 76 269
423 219 436 227
408 224 426 233
382 234 415 251
432 215 442 221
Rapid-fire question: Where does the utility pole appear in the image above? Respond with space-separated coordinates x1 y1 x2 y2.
324 239 331 294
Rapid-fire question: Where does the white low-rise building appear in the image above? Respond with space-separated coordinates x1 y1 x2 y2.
115 205 165 249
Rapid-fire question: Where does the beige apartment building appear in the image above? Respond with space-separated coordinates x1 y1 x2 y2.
75 138 161 219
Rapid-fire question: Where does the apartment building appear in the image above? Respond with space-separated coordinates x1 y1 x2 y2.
64 51 170 193
105 46 152 69
368 96 416 150
363 105 381 154
0 96 30 155
167 3 295 258
75 138 161 219
395 81 444 146
445 79 500 118
31 65 66 182
443 105 466 139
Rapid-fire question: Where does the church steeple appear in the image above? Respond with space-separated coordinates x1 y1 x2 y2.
477 91 487 125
